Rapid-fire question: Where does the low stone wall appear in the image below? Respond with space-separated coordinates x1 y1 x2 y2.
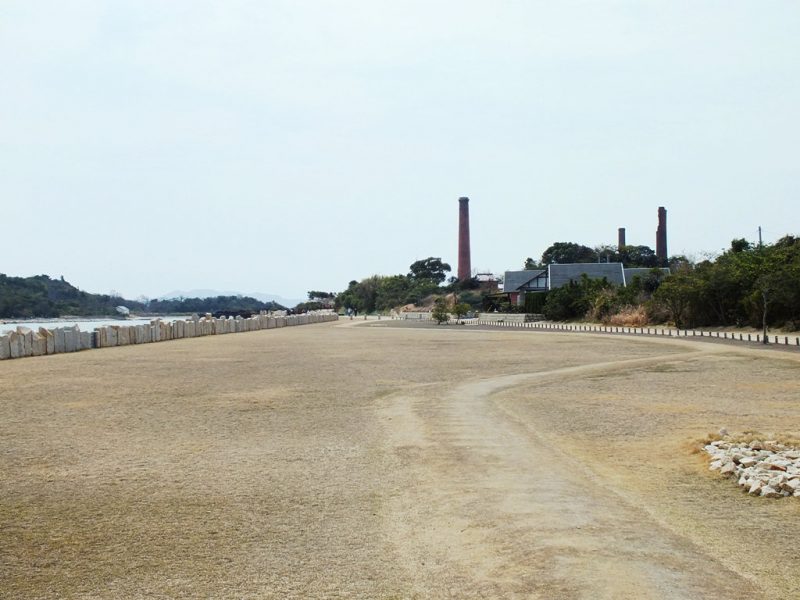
401 312 432 320
477 313 544 323
0 312 338 360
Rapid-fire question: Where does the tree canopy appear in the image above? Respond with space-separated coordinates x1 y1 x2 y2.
335 257 490 314
651 236 800 330
541 242 597 265
408 257 451 284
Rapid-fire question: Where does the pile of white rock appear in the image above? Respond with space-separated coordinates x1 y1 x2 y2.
705 438 800 498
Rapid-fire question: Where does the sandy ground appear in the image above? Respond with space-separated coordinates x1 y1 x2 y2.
1 320 799 599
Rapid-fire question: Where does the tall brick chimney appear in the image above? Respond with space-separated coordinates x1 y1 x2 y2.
656 206 668 265
458 197 471 281
618 227 626 248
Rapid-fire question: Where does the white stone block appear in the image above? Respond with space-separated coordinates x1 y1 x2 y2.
80 331 92 349
31 332 45 356
54 329 66 353
64 328 78 352
20 328 34 356
38 328 54 354
9 332 23 358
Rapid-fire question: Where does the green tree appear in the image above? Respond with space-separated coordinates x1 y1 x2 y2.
543 275 612 321
618 245 658 268
452 302 470 323
336 280 364 312
524 257 541 270
307 291 335 300
375 275 413 311
654 272 700 328
667 255 693 272
408 258 451 284
730 238 752 253
541 242 597 265
432 297 450 324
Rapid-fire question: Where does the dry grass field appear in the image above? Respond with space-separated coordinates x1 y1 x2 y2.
1 319 799 599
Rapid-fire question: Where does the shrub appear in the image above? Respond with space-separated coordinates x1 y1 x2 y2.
607 305 649 326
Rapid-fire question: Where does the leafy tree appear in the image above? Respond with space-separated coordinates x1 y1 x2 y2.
524 292 548 314
375 275 413 310
541 242 597 265
667 255 693 272
148 295 283 314
432 297 450 324
730 238 752 253
618 245 658 268
293 301 322 312
654 272 700 328
524 257 542 270
350 275 381 314
307 291 335 300
652 236 800 330
457 290 485 311
594 245 618 263
449 276 480 291
543 282 585 321
408 257 451 284
452 302 470 323
743 237 800 340
543 275 612 321
335 280 362 312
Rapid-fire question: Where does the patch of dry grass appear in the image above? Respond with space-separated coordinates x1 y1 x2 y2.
606 305 650 326
1 324 799 598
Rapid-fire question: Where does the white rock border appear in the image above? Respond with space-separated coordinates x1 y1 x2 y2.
705 439 800 498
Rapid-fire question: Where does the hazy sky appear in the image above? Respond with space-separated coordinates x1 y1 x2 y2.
2 1 798 301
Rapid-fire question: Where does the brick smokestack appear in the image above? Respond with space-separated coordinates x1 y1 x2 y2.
656 206 668 265
458 197 471 281
618 227 626 248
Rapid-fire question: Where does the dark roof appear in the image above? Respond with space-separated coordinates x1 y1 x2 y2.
503 270 547 293
548 263 625 289
623 267 671 284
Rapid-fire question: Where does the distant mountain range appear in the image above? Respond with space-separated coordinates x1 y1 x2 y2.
158 289 304 308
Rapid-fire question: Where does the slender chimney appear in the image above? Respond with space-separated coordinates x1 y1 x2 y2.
618 227 626 248
458 197 471 280
656 206 667 265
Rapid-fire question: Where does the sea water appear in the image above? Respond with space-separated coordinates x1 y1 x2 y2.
0 316 191 335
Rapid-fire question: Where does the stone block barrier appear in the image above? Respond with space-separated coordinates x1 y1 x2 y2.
469 316 800 349
401 312 432 320
0 312 338 361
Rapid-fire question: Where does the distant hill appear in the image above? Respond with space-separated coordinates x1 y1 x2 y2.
158 289 304 309
0 274 290 319
0 274 145 319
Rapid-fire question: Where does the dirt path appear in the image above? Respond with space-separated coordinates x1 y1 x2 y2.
2 323 798 598
380 348 764 598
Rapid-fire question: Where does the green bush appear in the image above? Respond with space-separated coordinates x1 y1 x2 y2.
524 292 548 314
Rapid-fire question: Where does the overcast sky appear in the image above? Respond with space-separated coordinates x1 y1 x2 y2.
2 1 798 301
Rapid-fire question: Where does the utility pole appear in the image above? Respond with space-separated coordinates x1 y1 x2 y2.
757 225 767 344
